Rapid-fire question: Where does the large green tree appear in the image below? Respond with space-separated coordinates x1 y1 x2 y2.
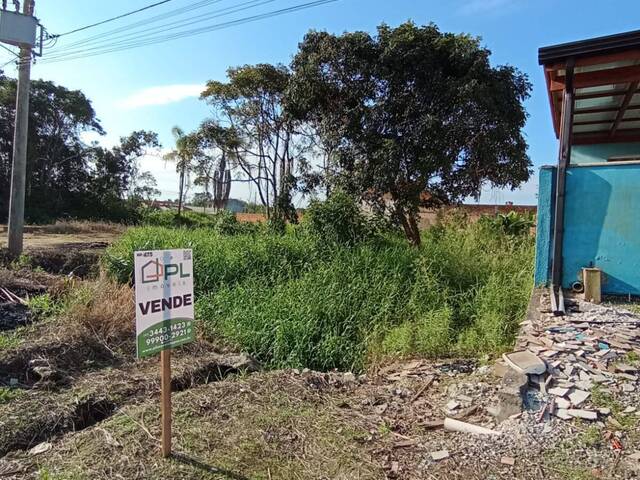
0 75 160 222
290 22 532 244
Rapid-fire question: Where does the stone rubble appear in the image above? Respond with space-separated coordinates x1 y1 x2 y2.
494 293 640 425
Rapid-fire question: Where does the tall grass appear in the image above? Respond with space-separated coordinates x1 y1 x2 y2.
104 219 534 371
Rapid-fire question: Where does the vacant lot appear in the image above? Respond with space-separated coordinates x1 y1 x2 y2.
0 213 564 479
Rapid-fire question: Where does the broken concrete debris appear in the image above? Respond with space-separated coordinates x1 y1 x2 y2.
491 293 640 426
430 450 450 461
443 418 501 436
500 456 515 466
502 351 547 375
567 409 598 420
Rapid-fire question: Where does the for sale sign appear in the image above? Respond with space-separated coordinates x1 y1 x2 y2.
134 249 195 358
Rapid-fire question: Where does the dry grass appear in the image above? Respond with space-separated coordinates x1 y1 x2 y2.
22 371 383 480
64 276 135 352
37 220 127 235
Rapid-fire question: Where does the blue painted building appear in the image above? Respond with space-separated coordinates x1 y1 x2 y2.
536 30 640 296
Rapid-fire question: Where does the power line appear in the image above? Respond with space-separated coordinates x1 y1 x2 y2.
48 0 225 52
53 0 175 37
47 0 273 58
40 0 337 64
0 43 20 58
0 58 16 69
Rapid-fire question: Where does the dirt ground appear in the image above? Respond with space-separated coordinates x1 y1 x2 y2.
0 222 125 278
1 241 639 479
0 221 124 252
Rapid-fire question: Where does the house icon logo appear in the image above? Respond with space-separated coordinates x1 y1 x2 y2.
141 259 164 284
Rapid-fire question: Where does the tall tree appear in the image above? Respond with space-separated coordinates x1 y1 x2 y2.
163 126 194 217
201 64 305 222
290 22 532 245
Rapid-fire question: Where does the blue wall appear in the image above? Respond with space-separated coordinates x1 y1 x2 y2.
535 162 640 295
534 166 555 286
571 142 640 164
563 163 640 295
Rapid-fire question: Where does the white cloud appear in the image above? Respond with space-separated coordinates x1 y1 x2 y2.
458 0 518 15
116 84 205 109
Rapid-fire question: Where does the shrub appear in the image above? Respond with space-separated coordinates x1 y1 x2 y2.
63 277 135 351
103 227 317 293
479 211 535 236
303 191 371 246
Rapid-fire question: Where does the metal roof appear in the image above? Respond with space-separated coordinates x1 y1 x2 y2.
539 29 640 66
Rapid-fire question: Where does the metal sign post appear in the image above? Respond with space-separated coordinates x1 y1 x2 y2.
134 249 195 458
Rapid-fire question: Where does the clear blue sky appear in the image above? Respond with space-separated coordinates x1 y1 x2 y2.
3 0 640 204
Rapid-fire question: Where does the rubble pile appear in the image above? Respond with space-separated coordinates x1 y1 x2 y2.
497 293 640 424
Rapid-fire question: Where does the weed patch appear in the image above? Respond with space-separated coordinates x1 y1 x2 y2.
106 218 534 371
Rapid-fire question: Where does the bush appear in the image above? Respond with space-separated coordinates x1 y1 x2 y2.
103 227 317 293
303 191 372 246
140 208 259 235
478 211 535 236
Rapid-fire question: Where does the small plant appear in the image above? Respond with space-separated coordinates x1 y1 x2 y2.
303 191 372 246
479 210 534 236
27 294 63 320
10 254 32 270
0 387 22 404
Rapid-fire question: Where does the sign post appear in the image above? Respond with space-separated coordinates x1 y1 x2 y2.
134 249 195 458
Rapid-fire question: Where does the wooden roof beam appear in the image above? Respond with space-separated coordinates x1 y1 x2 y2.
544 48 640 71
573 128 640 145
575 104 640 115
611 81 640 136
551 65 640 92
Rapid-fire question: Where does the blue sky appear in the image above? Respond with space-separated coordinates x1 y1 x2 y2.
3 0 640 205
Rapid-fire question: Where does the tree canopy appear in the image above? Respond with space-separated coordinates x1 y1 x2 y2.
289 22 532 244
0 75 160 222
201 64 306 223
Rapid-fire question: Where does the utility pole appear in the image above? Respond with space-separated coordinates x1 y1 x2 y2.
6 0 34 258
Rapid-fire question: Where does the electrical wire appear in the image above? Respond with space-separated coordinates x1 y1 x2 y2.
47 0 274 58
39 0 337 64
0 43 19 58
53 0 175 37
0 57 18 69
48 0 226 52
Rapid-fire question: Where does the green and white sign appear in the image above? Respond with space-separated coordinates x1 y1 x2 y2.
134 249 194 358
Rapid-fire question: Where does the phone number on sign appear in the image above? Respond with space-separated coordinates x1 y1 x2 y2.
144 321 193 346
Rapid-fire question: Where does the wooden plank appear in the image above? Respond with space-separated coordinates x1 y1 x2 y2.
551 65 640 92
583 268 602 304
573 129 640 144
611 81 640 136
575 104 640 115
545 49 640 71
160 349 172 458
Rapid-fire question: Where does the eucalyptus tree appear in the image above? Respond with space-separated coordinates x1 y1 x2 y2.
201 64 306 222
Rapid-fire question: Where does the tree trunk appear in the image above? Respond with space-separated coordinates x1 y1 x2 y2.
396 206 421 246
177 167 185 217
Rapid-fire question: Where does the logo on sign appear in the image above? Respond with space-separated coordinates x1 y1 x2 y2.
141 259 191 284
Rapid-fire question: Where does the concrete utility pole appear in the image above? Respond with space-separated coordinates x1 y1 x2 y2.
6 0 34 258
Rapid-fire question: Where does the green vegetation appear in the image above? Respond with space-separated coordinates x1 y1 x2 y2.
27 294 63 321
139 208 258 234
106 196 533 371
479 210 536 236
0 387 22 405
